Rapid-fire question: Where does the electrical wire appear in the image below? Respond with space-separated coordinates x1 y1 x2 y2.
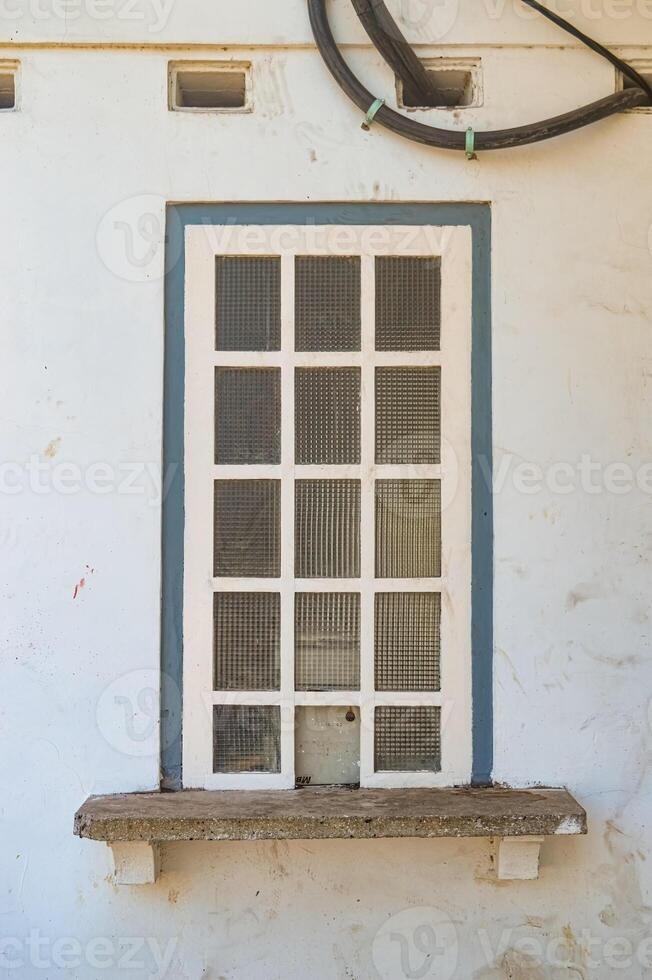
353 0 652 105
519 0 652 101
307 0 650 151
349 0 441 105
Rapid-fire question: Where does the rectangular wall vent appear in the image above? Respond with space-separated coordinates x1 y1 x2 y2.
0 64 17 111
169 61 251 112
398 58 482 110
618 62 652 111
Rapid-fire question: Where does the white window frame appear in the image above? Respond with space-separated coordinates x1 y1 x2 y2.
182 224 473 790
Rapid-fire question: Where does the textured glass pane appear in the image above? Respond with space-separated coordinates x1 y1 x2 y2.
295 593 360 691
375 480 441 578
295 368 360 465
213 705 281 773
295 480 360 578
215 368 281 465
214 592 280 690
375 367 441 465
375 593 441 691
374 706 441 771
215 256 281 351
214 480 281 577
375 257 441 351
295 256 361 351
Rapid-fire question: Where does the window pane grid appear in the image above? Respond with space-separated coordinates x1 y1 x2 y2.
204 232 460 788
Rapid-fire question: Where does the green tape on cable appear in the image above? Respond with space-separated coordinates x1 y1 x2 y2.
362 98 385 131
465 127 477 160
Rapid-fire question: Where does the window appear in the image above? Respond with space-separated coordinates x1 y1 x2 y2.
183 225 472 789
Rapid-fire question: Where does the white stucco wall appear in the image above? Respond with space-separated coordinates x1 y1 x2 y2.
2 2 652 976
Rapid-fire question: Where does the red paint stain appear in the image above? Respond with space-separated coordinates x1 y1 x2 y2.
72 566 95 599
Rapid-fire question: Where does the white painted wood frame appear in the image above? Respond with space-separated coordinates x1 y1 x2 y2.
183 224 472 790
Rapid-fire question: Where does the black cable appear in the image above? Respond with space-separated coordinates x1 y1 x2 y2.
308 0 649 152
357 0 652 105
349 0 439 104
520 0 652 102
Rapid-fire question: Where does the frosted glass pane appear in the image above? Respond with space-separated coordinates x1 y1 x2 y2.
215 256 281 351
295 368 360 465
295 480 360 578
375 593 441 691
214 592 280 691
295 592 360 691
215 367 281 465
374 706 441 771
375 480 441 578
213 705 281 773
295 256 361 351
375 256 441 351
214 480 281 577
375 367 440 465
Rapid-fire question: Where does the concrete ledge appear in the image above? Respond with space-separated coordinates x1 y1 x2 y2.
74 787 586 843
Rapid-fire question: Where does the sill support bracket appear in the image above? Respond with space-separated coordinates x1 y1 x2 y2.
109 841 160 885
493 835 545 880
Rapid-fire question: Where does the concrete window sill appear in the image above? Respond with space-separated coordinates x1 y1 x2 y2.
74 787 586 885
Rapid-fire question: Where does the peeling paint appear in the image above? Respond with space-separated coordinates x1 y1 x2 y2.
43 437 61 458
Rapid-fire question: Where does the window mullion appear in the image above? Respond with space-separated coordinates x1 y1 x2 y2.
359 251 376 785
280 251 296 787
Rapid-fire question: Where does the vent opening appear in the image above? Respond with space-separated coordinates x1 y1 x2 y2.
620 65 652 107
622 71 652 91
398 60 481 110
170 62 250 112
0 68 16 110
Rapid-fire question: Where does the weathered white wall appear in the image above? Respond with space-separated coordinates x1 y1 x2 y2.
2 1 652 976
